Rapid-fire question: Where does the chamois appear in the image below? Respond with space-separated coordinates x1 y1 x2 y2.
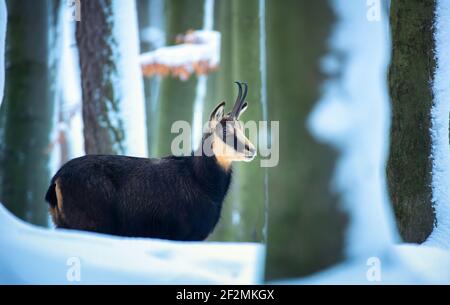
45 82 256 241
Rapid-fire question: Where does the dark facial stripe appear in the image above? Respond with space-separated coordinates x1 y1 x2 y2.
214 122 249 153
234 135 247 152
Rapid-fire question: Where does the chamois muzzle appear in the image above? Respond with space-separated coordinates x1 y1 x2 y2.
230 81 248 118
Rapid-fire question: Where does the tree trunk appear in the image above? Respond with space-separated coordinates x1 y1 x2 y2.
137 0 165 157
206 0 235 241
387 0 436 243
207 0 266 242
230 0 265 242
0 0 62 226
0 0 5 103
0 0 6 195
264 0 347 280
76 0 125 155
156 0 203 157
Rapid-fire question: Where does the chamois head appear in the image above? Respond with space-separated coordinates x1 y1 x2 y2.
208 82 257 168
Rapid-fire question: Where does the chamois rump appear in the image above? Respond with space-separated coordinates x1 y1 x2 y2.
45 82 256 241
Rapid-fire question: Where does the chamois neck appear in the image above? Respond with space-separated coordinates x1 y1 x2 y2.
195 132 232 172
214 155 232 171
190 153 232 201
191 154 232 178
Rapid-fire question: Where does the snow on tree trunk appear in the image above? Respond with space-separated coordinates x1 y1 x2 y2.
58 10 84 162
192 0 214 151
76 0 147 156
308 0 397 258
264 0 347 280
426 0 450 250
266 0 398 280
156 0 203 157
112 0 148 157
387 0 436 243
0 0 62 226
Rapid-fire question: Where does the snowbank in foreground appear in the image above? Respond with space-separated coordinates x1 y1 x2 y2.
0 204 264 284
281 245 450 284
3 201 450 285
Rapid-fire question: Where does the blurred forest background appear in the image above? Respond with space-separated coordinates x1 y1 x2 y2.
0 0 444 280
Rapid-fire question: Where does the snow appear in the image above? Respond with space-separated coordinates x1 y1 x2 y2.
192 76 207 150
0 0 6 107
112 0 148 157
140 30 221 81
49 7 85 177
426 0 450 250
59 9 84 158
139 0 166 50
0 204 264 284
281 245 450 284
308 0 398 260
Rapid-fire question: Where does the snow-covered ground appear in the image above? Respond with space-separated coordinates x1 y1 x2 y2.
285 245 450 284
0 204 264 284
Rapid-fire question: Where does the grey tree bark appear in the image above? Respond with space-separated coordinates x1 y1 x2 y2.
76 0 126 155
387 0 436 243
0 0 62 226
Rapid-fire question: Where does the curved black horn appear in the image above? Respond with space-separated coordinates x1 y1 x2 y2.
230 81 243 118
239 82 248 113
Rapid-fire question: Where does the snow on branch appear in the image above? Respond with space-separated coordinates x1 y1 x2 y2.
140 30 221 81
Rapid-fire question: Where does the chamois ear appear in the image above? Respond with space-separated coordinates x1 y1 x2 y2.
209 101 225 127
237 102 248 119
